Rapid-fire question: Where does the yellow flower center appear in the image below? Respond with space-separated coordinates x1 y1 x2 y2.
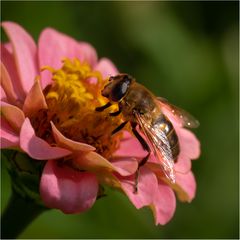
32 58 123 159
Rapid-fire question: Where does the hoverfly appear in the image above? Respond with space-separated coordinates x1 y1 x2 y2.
96 74 199 192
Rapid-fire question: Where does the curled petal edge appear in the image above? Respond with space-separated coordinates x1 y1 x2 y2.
51 122 95 152
20 118 71 160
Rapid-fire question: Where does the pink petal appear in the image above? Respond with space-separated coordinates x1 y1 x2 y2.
152 182 176 225
1 44 25 102
1 101 25 132
22 80 48 117
120 167 158 209
4 42 13 53
0 62 18 103
0 117 19 148
114 131 146 158
76 151 136 176
51 122 95 152
110 156 138 176
78 42 98 67
1 22 38 95
38 28 97 89
174 153 191 174
1 86 6 101
176 128 201 160
174 171 196 202
40 160 98 213
94 58 118 79
76 151 117 173
20 118 71 160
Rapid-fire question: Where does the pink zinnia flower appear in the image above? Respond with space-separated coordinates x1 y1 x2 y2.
1 21 200 225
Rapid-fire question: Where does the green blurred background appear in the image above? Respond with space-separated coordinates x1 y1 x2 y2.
1 1 239 239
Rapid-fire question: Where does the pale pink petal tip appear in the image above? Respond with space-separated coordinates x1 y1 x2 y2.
20 118 71 160
39 28 97 89
40 160 98 213
175 171 196 202
174 154 191 173
94 58 118 79
23 80 48 117
1 21 37 95
51 122 95 152
177 128 201 160
0 118 19 148
78 41 98 67
76 151 136 176
152 183 176 225
1 62 17 103
0 86 6 101
1 101 25 131
120 168 159 209
1 43 25 102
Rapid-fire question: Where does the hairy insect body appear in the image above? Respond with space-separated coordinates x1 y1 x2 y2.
152 114 180 162
121 82 180 162
121 82 155 121
96 74 199 187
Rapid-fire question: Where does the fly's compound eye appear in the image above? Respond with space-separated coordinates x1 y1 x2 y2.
111 81 130 102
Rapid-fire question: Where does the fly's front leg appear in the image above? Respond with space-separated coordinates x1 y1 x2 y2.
131 122 151 193
109 104 122 116
95 102 112 112
96 102 122 117
110 104 127 134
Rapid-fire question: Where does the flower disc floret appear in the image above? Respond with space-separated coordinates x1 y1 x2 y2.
32 58 123 159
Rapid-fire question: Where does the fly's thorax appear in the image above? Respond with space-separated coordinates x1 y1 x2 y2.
121 82 156 120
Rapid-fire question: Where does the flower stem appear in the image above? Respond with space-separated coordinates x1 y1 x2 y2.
1 190 46 239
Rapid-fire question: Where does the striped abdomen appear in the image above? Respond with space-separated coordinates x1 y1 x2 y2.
154 114 180 162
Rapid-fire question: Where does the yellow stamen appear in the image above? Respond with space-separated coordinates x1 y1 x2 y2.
36 58 122 159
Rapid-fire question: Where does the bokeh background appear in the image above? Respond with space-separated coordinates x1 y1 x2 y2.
1 1 239 239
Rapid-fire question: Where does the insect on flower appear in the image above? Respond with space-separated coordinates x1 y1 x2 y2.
96 74 199 192
1 22 200 226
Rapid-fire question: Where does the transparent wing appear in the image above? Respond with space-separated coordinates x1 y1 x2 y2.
157 97 199 128
134 111 175 183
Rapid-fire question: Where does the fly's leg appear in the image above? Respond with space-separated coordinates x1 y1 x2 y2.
131 122 151 193
96 101 124 132
96 102 122 117
109 104 122 116
95 102 112 112
131 122 151 166
112 121 128 135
